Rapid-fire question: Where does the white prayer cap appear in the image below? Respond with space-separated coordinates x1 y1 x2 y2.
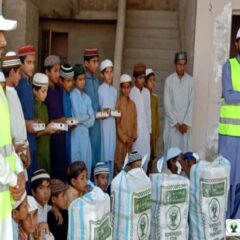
236 28 240 40
100 59 113 72
166 147 182 161
0 72 5 82
27 196 38 212
6 51 16 57
32 73 49 87
13 191 27 209
0 15 17 31
119 74 132 84
146 68 154 77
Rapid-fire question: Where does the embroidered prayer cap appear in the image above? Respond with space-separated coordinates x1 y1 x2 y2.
60 63 74 79
44 55 61 67
13 191 27 209
31 169 50 184
2 51 21 69
27 196 38 212
119 74 132 84
32 73 49 87
174 51 187 62
166 147 182 161
236 28 240 40
183 152 200 162
100 59 113 72
18 45 36 57
50 179 67 195
128 151 142 164
145 68 154 77
0 72 5 82
94 162 110 176
133 62 146 78
73 64 86 77
83 48 99 58
0 15 17 31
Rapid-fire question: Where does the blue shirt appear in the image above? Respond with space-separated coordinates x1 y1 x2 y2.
84 72 101 167
63 91 72 164
16 75 36 174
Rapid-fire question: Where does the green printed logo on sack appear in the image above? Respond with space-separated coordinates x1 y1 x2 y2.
90 213 112 240
166 206 181 231
200 178 227 239
133 190 151 239
208 198 220 222
137 213 149 239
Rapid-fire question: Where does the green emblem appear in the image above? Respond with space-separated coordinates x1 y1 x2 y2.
137 213 149 239
166 206 181 231
208 198 220 222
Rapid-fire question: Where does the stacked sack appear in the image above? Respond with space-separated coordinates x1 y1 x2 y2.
111 154 152 240
189 156 230 240
150 158 190 240
68 183 112 240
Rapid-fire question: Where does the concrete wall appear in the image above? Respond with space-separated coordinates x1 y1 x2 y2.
39 19 116 74
178 0 197 75
127 0 178 10
31 0 177 18
192 0 240 159
3 0 39 54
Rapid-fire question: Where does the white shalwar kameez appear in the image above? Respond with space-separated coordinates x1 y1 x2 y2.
163 72 194 154
130 86 151 171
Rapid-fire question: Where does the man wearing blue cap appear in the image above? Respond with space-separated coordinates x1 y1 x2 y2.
163 52 194 154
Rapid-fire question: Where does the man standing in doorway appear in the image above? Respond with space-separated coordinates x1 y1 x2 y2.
219 28 240 219
163 52 194 154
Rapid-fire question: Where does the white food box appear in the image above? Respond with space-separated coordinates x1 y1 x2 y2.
33 123 45 131
111 110 121 117
95 111 110 119
66 117 80 126
52 122 68 131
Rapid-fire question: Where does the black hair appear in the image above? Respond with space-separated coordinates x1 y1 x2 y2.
44 65 54 73
120 81 132 88
19 56 27 64
31 178 50 192
32 84 42 91
167 156 178 170
67 161 87 186
2 66 20 78
84 55 96 62
49 191 62 206
174 58 188 64
145 73 155 82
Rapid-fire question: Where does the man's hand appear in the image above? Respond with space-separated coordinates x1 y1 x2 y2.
19 226 28 240
126 138 133 149
13 143 26 154
175 123 183 134
26 120 38 134
10 172 25 201
33 222 50 240
181 124 188 134
45 122 58 135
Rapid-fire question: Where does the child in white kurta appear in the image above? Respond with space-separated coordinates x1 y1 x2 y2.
129 63 151 172
98 60 117 181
